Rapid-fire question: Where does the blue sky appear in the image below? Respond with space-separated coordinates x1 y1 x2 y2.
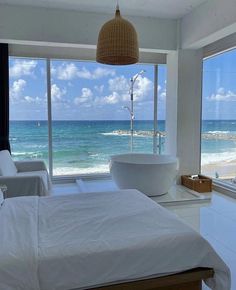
202 48 236 120
9 48 236 121
9 58 166 121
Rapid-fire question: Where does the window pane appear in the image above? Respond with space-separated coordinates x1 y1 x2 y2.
51 60 155 176
9 57 49 168
158 65 167 153
201 49 236 182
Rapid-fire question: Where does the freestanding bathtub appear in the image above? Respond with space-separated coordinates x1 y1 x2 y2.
110 153 178 196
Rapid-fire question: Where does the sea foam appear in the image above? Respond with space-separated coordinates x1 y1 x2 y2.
53 164 109 175
201 151 236 166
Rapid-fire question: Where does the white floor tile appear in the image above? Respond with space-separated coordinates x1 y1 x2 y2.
168 205 201 217
163 189 236 290
207 193 236 214
200 208 236 254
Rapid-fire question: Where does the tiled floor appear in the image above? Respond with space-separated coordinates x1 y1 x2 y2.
165 191 236 290
52 183 235 290
53 179 211 205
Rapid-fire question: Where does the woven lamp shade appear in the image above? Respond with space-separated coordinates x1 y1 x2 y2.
96 8 139 65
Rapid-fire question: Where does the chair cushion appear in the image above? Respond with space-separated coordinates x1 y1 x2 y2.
0 150 17 176
17 170 49 191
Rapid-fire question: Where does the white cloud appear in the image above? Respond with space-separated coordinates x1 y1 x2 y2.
133 76 153 101
160 90 166 100
54 63 78 80
158 85 166 100
94 85 104 94
108 75 153 102
92 67 115 79
74 88 93 105
107 76 129 104
24 96 41 104
108 75 129 93
10 60 37 78
76 67 115 80
10 79 43 104
10 79 26 101
24 96 35 103
208 88 236 101
76 67 92 79
53 62 115 80
99 92 120 105
51 84 66 103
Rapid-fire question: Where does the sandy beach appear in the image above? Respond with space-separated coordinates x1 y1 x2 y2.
202 160 236 180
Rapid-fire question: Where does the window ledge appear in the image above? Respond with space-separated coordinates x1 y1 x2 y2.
213 179 236 199
52 173 111 184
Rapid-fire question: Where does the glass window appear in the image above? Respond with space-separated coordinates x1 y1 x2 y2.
51 60 157 175
9 57 49 168
157 65 167 153
9 56 167 177
201 48 236 184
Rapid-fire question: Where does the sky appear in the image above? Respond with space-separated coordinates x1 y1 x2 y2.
9 47 236 121
9 58 166 121
202 48 236 120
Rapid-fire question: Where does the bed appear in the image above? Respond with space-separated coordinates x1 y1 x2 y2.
0 189 230 290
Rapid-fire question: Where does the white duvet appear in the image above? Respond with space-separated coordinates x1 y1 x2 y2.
0 189 230 290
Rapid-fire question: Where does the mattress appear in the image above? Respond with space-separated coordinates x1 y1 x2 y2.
0 189 231 290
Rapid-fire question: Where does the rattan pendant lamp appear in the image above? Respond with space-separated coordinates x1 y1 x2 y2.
96 3 139 65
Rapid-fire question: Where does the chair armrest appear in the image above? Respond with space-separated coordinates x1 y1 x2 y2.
0 175 48 198
14 160 52 190
14 160 48 172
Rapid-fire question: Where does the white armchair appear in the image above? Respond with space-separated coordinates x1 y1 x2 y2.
0 150 51 198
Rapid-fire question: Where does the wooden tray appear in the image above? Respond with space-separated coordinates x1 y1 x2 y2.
181 175 212 193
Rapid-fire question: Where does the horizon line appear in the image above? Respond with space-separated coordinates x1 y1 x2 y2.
10 119 236 122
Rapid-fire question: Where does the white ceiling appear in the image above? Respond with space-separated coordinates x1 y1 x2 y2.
0 0 208 19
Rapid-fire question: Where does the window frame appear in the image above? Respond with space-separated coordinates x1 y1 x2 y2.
9 55 165 181
200 47 236 191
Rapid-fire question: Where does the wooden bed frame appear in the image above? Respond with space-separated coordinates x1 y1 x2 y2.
91 268 214 290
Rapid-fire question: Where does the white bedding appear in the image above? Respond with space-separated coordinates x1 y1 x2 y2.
0 189 230 290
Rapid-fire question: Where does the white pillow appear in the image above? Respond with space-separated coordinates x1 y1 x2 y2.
0 189 4 206
0 150 17 176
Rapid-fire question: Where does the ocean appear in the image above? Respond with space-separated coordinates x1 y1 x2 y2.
9 120 236 176
201 120 236 168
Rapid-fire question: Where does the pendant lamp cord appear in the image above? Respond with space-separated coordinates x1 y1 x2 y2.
116 0 119 10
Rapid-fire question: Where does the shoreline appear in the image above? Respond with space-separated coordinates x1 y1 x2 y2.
202 159 236 179
52 159 236 180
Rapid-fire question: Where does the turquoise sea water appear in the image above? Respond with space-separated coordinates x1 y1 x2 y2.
201 120 236 167
10 120 165 175
9 120 236 175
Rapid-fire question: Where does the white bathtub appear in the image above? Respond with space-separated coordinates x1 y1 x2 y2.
110 153 178 196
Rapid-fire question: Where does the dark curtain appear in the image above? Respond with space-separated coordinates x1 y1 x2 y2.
0 43 11 152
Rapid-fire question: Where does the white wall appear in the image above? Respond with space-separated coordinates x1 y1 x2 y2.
1 1 236 53
181 0 236 49
9 44 167 64
0 4 177 53
166 49 203 179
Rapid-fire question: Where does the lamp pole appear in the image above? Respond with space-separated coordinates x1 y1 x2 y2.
130 78 134 152
125 70 145 152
